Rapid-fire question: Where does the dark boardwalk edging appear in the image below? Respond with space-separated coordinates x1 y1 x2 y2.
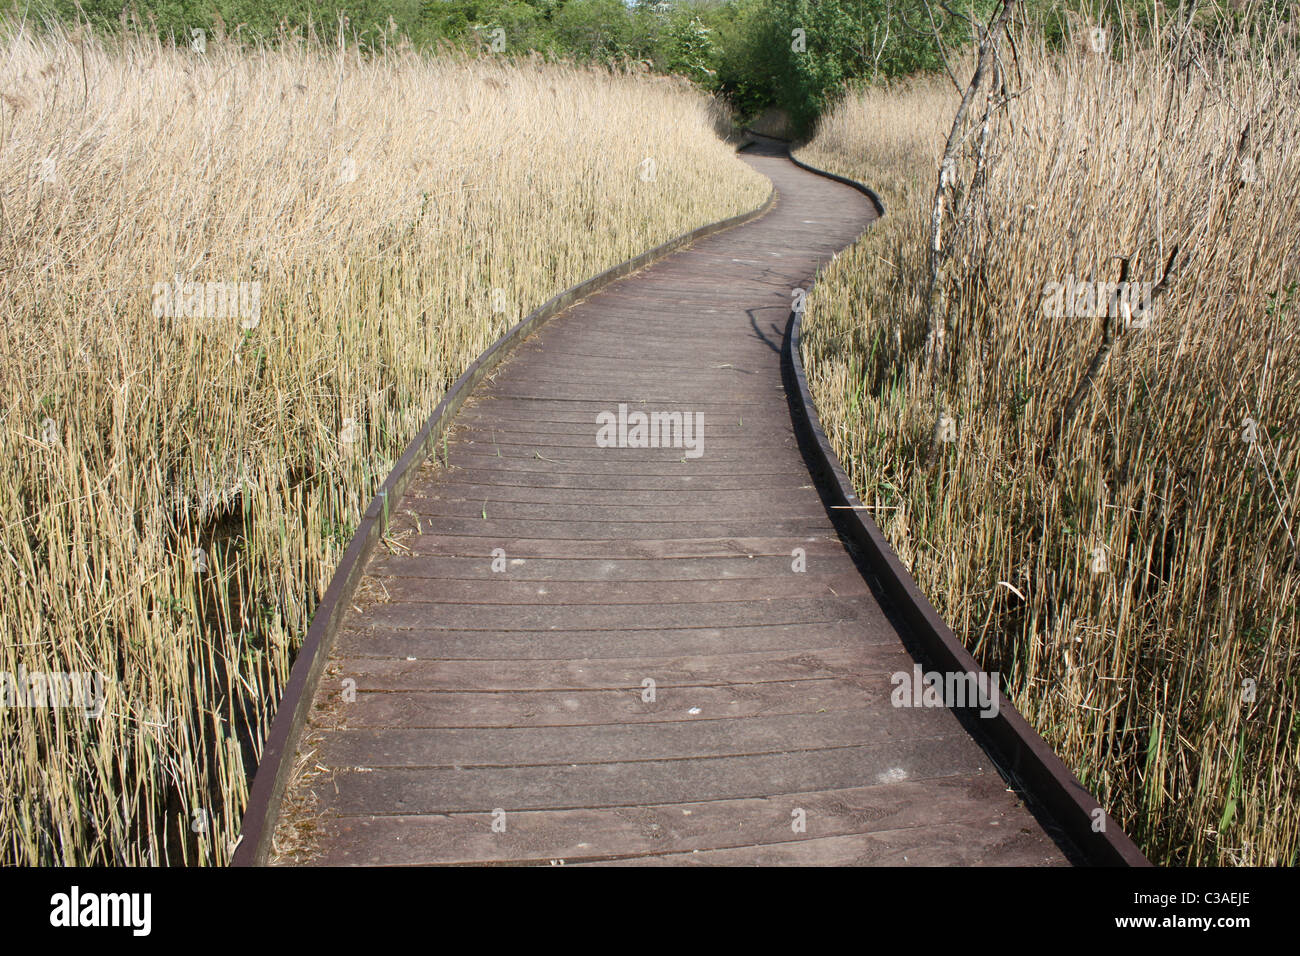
230 175 776 867
782 144 1149 867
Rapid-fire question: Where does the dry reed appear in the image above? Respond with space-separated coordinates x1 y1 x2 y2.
798 15 1299 866
0 21 766 865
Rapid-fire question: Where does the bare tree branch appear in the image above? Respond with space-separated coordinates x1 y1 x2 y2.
923 0 1019 383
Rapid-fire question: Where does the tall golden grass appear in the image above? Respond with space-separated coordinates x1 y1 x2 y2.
0 21 766 865
798 15 1299 865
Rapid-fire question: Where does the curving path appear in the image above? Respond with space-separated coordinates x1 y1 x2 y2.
265 138 1072 866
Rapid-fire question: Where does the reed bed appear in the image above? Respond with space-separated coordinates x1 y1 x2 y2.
0 21 767 865
797 16 1299 866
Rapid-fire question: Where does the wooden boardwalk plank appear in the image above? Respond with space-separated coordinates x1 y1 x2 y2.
386 535 849 558
332 622 905 661
307 738 990 814
269 140 1071 866
316 707 952 765
370 554 850 581
363 575 873 605
595 829 1061 867
300 776 1049 866
354 598 883 631
329 647 912 691
333 680 910 729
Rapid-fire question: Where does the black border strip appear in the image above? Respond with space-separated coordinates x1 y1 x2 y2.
783 145 1149 867
230 172 775 867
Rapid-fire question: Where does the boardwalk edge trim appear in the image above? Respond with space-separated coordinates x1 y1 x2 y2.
230 162 776 867
784 148 1150 868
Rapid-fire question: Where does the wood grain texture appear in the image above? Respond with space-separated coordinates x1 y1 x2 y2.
268 139 1072 867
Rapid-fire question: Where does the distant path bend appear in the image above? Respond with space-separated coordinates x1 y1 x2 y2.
260 135 1076 866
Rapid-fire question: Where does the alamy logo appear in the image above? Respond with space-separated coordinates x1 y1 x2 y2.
890 664 1000 718
50 886 151 936
596 403 704 459
1 668 105 718
1041 275 1154 326
152 275 261 326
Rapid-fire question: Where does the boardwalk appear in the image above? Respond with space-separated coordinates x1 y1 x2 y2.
268 138 1071 866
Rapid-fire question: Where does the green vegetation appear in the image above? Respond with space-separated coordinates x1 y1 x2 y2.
18 0 968 133
14 2 1299 134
